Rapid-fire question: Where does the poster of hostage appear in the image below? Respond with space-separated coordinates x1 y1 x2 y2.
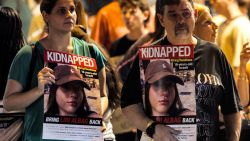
139 45 196 141
42 50 103 140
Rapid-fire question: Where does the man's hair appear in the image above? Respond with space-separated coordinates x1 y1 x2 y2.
119 0 150 24
157 0 194 14
237 0 249 7
119 0 149 12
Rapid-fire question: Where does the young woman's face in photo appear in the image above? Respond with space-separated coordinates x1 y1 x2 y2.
149 80 176 116
45 0 77 33
56 83 83 116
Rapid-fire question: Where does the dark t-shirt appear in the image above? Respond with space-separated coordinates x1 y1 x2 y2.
109 35 136 57
121 37 242 141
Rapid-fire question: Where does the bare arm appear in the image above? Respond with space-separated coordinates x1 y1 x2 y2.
223 112 241 141
3 67 54 111
98 67 108 115
122 104 179 141
237 42 250 107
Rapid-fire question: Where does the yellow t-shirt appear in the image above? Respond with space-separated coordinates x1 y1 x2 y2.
217 16 250 71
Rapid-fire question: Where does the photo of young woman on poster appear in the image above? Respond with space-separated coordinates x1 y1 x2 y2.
45 65 99 118
144 60 195 116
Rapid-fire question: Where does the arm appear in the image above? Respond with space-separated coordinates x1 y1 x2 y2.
3 67 54 111
3 80 43 111
122 104 179 141
98 67 109 115
237 42 250 107
223 112 242 141
122 104 152 131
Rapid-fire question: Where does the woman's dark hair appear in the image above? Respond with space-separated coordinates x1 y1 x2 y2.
45 81 91 116
40 0 80 14
144 79 186 116
104 62 121 110
0 7 24 99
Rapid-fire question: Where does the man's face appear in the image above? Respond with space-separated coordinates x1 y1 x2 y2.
122 6 147 31
157 0 196 43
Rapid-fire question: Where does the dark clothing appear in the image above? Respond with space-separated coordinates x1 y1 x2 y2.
109 35 136 57
121 37 242 141
82 0 113 16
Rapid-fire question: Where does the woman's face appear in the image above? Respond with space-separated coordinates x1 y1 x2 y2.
193 9 218 42
56 85 83 116
44 0 77 33
149 81 176 116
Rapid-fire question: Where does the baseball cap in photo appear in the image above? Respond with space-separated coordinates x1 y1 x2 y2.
145 60 184 85
54 65 90 90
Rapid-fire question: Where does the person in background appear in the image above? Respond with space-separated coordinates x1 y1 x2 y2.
109 0 150 58
193 3 218 42
0 6 24 104
3 0 108 140
81 0 113 31
121 0 242 141
211 0 250 84
27 0 46 43
90 0 128 51
117 0 164 83
237 42 250 141
238 42 250 116
0 6 25 141
1 0 34 39
82 0 113 16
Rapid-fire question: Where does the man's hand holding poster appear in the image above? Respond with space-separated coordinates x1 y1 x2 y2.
139 45 196 141
42 50 103 140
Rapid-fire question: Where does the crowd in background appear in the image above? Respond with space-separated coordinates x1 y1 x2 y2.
1 0 250 141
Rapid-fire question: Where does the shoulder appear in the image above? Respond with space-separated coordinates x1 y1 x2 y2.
233 16 250 26
14 44 33 60
73 37 88 46
196 39 223 56
73 37 99 51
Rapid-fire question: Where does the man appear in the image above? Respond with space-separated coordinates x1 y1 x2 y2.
121 0 242 141
109 0 150 57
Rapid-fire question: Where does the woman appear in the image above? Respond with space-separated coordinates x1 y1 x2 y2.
193 3 218 43
144 60 194 116
3 0 107 140
0 7 24 101
45 65 99 117
0 6 24 141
